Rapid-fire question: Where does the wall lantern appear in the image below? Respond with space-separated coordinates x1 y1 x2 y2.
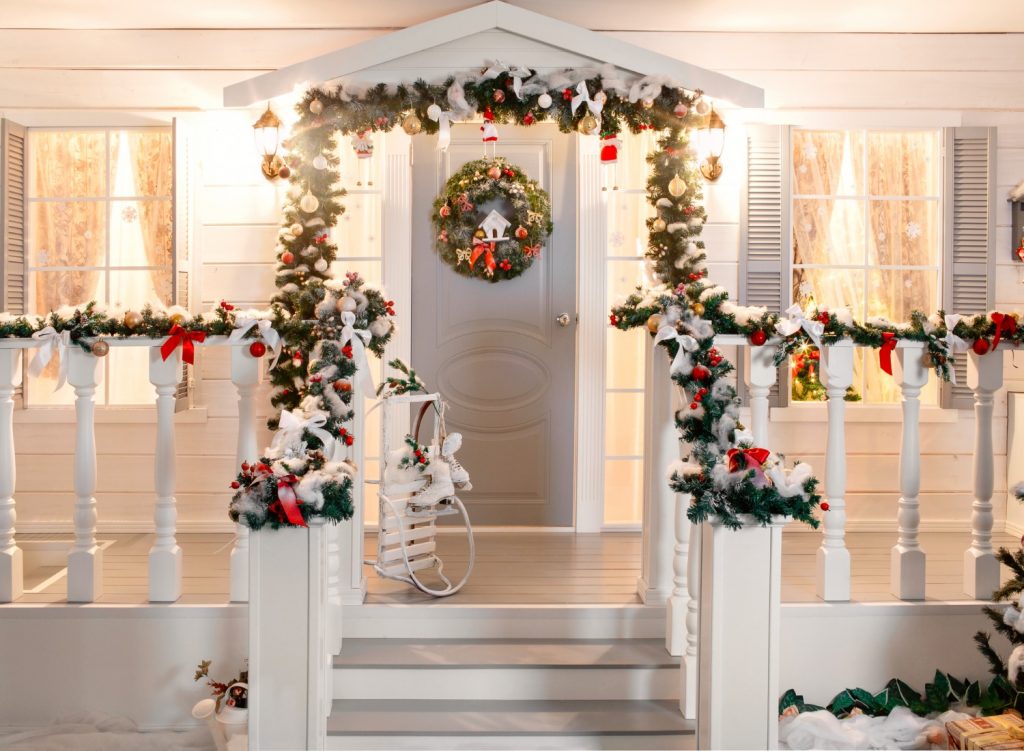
697 108 726 182
253 104 288 181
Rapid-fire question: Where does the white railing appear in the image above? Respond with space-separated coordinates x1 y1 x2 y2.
663 336 1008 719
0 337 263 604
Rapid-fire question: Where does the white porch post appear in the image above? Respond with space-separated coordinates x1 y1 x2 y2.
964 349 1004 599
0 348 22 602
891 343 928 600
338 379 366 605
680 504 700 720
744 340 778 446
816 341 854 602
67 347 103 602
667 489 690 656
639 346 678 606
149 346 182 603
230 345 262 603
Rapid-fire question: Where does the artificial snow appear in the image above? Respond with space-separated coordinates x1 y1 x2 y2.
0 714 217 751
779 706 968 750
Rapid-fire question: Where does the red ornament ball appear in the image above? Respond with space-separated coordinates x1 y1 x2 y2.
749 330 768 346
230 481 240 490
820 502 830 512
690 401 699 410
691 365 711 381
523 112 536 126
493 89 505 104
248 341 267 358
281 251 295 265
972 338 991 356
278 165 291 179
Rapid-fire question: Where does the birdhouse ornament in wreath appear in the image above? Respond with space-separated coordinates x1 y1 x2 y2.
432 157 552 282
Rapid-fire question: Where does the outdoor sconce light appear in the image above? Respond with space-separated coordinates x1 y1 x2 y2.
698 108 726 182
253 104 288 181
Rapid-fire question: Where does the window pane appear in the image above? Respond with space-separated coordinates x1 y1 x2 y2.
867 131 940 197
607 326 645 390
612 130 654 191
605 392 644 456
607 260 646 305
868 200 940 267
329 258 381 286
604 460 642 524
793 267 865 315
108 269 172 309
30 269 104 313
333 193 382 259
111 130 173 198
105 346 156 405
333 131 385 191
865 268 939 322
607 192 649 257
28 352 107 407
29 201 105 267
792 130 864 196
110 199 172 269
29 131 106 198
793 198 866 266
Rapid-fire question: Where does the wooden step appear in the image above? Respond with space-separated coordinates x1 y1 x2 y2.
326 699 695 750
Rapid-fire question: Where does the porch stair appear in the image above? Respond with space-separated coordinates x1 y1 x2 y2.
327 638 694 750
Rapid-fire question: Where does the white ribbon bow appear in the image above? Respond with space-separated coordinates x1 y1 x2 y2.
229 316 283 367
340 311 374 396
272 409 337 457
943 313 969 384
653 324 699 376
29 327 71 391
481 61 533 99
775 304 824 351
429 108 455 151
571 81 603 117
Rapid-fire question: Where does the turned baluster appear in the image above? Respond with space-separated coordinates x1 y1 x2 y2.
229 345 262 602
148 346 182 602
891 343 928 600
67 347 103 602
680 509 701 719
0 348 22 602
745 339 778 447
816 341 854 601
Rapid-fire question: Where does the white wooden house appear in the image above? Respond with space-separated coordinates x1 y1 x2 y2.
1 1 1023 748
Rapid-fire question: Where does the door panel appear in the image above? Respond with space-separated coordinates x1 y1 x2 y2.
411 124 576 526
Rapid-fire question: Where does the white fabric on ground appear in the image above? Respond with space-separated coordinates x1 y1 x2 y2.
780 706 970 750
0 713 215 751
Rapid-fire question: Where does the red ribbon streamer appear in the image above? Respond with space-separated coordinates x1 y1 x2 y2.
470 241 497 274
161 324 206 365
991 312 1017 351
275 474 306 527
878 332 897 376
726 447 771 474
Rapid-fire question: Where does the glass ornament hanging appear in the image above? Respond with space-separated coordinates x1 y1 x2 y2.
668 174 686 197
299 191 320 213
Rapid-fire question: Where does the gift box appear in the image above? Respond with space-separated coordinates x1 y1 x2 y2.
947 714 1024 749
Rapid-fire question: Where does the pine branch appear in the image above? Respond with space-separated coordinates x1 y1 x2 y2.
976 631 1008 678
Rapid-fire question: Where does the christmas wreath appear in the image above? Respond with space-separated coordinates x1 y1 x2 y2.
431 157 552 282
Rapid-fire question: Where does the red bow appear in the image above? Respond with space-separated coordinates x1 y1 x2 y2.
726 447 771 473
471 240 497 274
275 474 306 527
991 312 1017 351
161 324 206 365
878 332 897 376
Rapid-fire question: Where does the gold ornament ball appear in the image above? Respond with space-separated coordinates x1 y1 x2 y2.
652 217 667 233
402 114 422 136
641 98 654 110
474 228 487 239
646 313 663 333
169 312 185 326
91 339 110 357
124 310 143 329
691 302 705 316
577 113 599 135
668 174 686 197
309 99 324 115
289 223 304 237
299 191 320 214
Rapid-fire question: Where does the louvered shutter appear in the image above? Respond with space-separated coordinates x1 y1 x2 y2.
942 127 995 409
740 124 790 407
1 119 27 404
172 117 194 412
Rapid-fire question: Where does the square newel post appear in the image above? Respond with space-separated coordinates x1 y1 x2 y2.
148 346 182 603
67 347 103 602
229 345 263 603
698 517 787 749
744 340 778 446
964 349 1004 599
249 520 328 750
0 348 22 602
891 343 928 600
816 341 854 602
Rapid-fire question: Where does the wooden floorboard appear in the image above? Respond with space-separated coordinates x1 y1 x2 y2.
5 529 1017 606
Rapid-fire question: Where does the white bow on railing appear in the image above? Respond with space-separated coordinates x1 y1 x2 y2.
340 311 374 395
653 324 699 376
229 316 283 368
428 106 455 151
481 60 533 99
272 408 337 456
571 81 603 117
943 313 969 384
775 304 824 351
28 327 71 390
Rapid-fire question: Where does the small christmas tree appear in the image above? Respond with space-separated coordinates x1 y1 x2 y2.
974 547 1024 713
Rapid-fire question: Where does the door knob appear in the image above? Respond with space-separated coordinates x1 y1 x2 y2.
556 313 571 327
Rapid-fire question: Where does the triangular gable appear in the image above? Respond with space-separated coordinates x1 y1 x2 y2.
223 1 763 108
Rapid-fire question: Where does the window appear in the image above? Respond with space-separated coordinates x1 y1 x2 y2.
25 128 174 405
790 129 942 404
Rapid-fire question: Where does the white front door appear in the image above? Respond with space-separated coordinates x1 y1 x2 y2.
411 124 576 526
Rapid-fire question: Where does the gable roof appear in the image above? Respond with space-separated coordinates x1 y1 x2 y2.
223 1 764 108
